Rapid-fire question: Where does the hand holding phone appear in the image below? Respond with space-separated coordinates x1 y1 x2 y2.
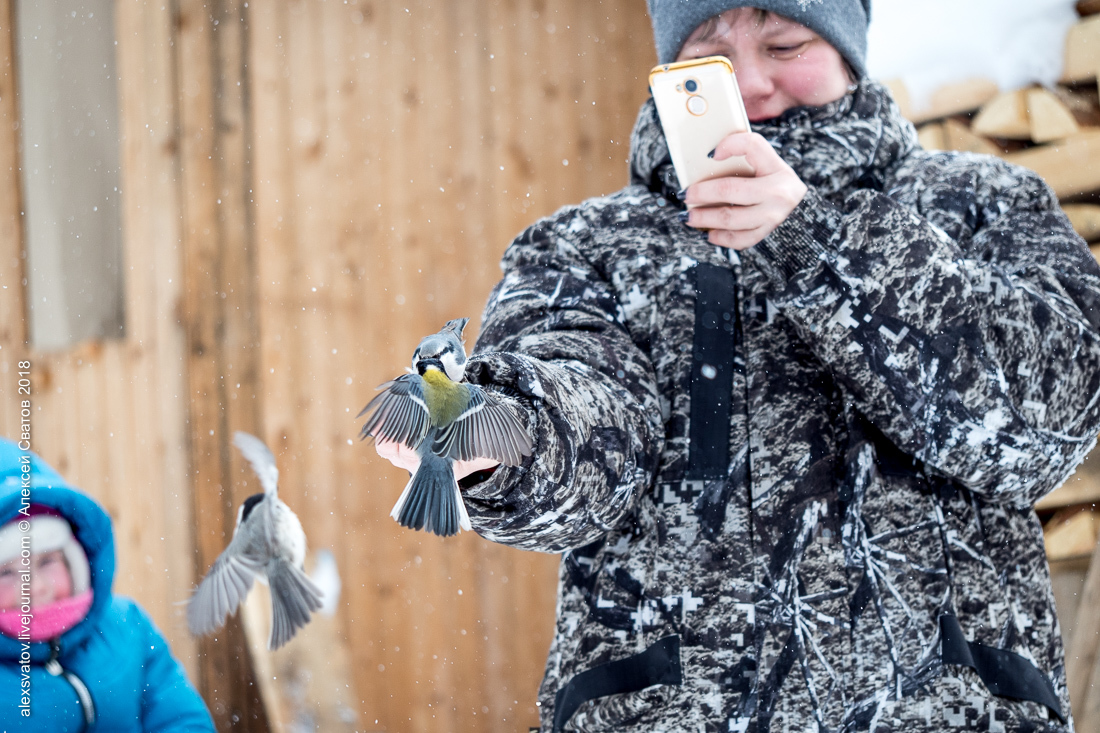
650 56 807 250
649 56 754 191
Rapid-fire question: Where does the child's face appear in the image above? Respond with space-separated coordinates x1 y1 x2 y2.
0 551 73 610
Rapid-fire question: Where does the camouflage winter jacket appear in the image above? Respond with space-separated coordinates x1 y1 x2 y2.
463 80 1100 733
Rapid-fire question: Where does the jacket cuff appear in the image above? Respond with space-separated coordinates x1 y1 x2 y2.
458 353 538 496
752 186 841 284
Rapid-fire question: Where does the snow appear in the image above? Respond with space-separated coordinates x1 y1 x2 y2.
867 0 1079 112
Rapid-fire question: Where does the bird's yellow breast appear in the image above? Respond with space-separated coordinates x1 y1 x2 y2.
421 369 467 426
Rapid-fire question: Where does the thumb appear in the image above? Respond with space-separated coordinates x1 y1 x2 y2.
375 438 421 473
711 131 784 176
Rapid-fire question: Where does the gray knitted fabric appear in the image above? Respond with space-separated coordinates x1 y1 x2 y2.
647 0 871 77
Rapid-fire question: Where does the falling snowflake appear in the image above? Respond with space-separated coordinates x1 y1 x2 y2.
796 0 824 10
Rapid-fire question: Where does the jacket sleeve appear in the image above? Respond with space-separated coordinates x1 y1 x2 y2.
748 155 1100 508
461 207 664 553
132 602 216 732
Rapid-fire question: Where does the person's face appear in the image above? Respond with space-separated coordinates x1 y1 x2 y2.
0 550 73 610
676 8 852 122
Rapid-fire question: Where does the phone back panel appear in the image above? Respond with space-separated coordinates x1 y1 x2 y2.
649 57 753 189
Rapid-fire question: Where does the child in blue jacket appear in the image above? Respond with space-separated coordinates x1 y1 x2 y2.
0 438 214 731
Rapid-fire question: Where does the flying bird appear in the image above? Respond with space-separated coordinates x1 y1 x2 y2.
187 431 323 649
358 318 532 536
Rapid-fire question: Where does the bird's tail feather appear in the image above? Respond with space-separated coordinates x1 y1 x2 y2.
391 453 471 537
267 559 323 650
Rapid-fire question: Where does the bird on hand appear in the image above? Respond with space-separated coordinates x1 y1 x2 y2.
358 318 532 537
187 431 323 650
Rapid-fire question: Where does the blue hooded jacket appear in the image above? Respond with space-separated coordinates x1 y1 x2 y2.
0 439 214 732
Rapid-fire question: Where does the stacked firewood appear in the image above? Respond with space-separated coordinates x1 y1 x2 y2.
880 4 1100 725
885 5 1100 250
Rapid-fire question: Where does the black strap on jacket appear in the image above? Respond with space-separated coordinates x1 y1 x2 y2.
939 614 1065 722
552 635 683 732
688 264 737 480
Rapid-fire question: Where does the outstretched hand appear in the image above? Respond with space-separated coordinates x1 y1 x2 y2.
374 438 500 481
680 131 807 250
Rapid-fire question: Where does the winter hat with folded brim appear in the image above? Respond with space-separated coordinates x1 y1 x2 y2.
647 0 872 78
0 507 91 595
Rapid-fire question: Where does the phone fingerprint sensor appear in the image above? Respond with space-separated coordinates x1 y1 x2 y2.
686 95 708 116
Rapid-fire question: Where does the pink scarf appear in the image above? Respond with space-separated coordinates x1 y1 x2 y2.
0 590 93 642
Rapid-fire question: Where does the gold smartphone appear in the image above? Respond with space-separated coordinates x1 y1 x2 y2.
649 56 753 192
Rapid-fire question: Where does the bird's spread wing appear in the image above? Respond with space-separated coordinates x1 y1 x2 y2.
357 375 431 448
432 386 532 466
187 541 266 637
267 559 324 649
233 431 279 495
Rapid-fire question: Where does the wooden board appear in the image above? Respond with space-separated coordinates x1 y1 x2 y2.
1063 204 1100 242
942 118 1002 156
1079 0 1100 17
972 89 1031 139
1044 508 1098 561
884 77 999 124
1050 556 1091 649
1028 87 1081 143
1063 15 1100 83
113 0 203 681
1038 443 1100 510
917 123 945 151
1004 130 1100 198
173 0 270 727
241 555 360 733
0 0 29 437
1067 534 1100 721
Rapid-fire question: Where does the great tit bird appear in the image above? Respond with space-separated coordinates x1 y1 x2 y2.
358 318 532 537
187 431 323 650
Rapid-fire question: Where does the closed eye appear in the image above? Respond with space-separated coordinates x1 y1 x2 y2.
769 42 808 57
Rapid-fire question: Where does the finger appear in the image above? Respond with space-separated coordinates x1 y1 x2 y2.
711 132 784 176
375 438 401 459
683 204 769 233
686 175 764 209
708 225 771 250
454 456 501 481
375 438 421 472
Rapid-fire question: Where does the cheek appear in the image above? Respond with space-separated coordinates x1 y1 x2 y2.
40 565 73 598
0 580 18 610
774 52 848 104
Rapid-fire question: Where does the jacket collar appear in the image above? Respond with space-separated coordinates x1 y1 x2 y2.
629 80 919 203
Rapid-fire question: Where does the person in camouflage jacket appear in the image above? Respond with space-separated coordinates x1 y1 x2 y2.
401 6 1100 733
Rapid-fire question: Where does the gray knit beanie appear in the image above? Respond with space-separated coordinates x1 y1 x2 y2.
647 0 871 78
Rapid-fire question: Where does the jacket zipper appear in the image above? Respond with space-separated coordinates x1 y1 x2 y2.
45 639 96 729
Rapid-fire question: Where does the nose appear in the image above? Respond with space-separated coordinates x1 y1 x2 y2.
30 575 54 606
732 55 775 119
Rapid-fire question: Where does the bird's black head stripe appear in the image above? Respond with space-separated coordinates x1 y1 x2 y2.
417 357 445 375
241 493 266 523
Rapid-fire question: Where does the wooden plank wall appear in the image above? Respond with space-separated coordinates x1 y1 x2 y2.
0 0 203 704
1 0 654 731
246 2 652 730
172 0 271 727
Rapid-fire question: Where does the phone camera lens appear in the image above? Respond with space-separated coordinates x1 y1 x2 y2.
684 79 698 93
